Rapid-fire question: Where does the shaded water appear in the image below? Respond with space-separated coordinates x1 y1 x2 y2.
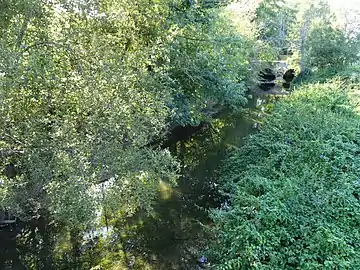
114 94 279 269
0 94 280 269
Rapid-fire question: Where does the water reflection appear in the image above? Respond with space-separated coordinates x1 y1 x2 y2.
105 95 278 269
0 94 283 269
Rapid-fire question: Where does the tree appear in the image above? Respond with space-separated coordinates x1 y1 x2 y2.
0 0 257 268
0 0 180 267
304 24 359 68
254 0 296 53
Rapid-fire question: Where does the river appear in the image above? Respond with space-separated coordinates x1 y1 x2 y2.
113 94 280 269
0 94 281 270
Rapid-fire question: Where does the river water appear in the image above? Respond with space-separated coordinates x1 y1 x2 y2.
114 94 281 269
0 94 280 269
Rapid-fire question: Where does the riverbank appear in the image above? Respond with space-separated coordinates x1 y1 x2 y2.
109 93 285 269
208 68 360 268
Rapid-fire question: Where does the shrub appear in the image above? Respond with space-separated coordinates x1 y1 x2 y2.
210 80 360 269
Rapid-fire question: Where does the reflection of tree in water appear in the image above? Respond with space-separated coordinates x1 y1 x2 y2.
0 213 58 270
1 224 25 270
112 193 207 269
109 96 269 269
0 96 278 270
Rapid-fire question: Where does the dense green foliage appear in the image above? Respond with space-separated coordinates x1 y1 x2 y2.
0 0 254 219
304 25 359 69
254 0 295 52
1 0 182 224
1 0 360 268
210 72 360 269
0 0 258 268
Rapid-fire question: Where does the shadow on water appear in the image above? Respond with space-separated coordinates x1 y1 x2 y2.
112 94 281 269
0 93 283 269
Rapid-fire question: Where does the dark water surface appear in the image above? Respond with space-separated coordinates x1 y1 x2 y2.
0 94 280 269
116 95 279 269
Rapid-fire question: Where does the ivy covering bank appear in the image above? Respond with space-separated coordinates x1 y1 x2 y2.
210 75 360 269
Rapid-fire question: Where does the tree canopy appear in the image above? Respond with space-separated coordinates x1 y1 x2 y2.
1 0 360 269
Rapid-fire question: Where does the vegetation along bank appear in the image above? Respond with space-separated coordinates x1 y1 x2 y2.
1 0 360 269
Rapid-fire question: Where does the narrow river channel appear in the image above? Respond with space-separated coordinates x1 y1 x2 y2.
115 94 281 269
0 94 281 269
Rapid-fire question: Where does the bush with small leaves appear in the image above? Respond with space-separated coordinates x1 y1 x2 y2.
210 76 360 269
